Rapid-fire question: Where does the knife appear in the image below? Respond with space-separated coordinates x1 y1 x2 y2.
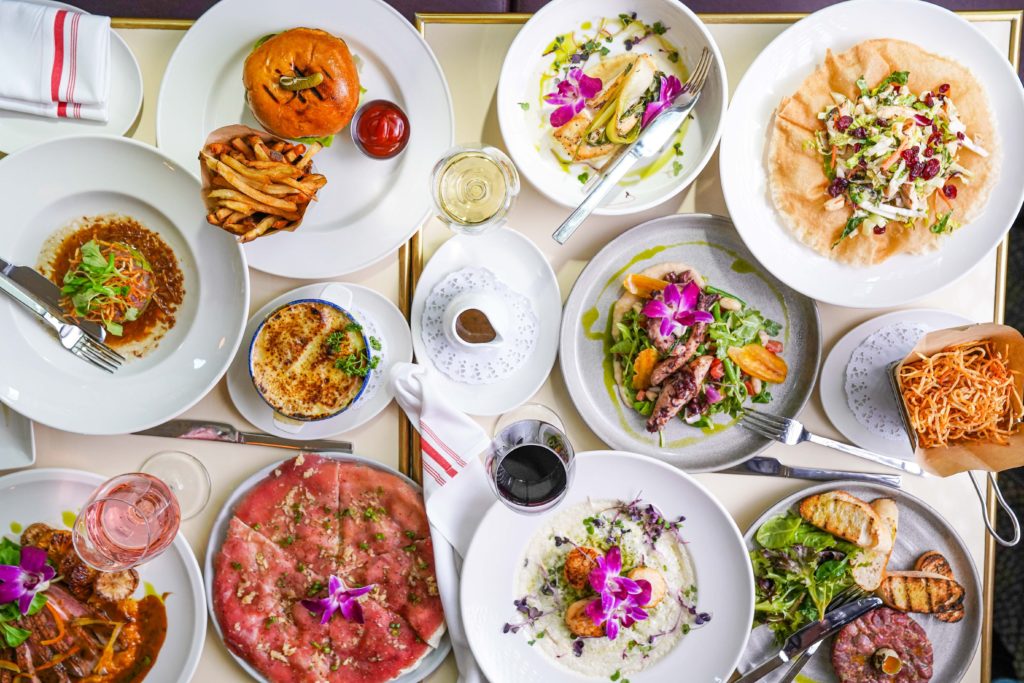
134 419 353 453
0 256 106 342
721 456 902 488
734 597 882 683
552 100 694 244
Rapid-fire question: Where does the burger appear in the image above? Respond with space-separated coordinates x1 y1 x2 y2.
242 27 361 145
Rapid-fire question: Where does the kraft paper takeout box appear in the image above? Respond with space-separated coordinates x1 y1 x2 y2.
891 322 1024 477
199 124 318 242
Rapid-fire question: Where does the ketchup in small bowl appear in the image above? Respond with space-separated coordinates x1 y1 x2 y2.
351 100 410 159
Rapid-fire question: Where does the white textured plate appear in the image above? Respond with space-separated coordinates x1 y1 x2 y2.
0 136 249 434
462 450 753 683
0 468 206 683
0 0 142 155
820 308 973 459
0 406 34 470
410 228 560 416
719 0 1024 308
156 0 453 278
740 481 982 683
560 214 821 472
205 453 451 683
497 0 727 214
226 283 412 438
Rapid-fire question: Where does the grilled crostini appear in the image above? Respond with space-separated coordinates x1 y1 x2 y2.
798 490 892 553
876 570 965 614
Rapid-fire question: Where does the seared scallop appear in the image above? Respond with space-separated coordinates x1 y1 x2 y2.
565 599 604 638
20 522 54 549
45 530 74 561
563 546 601 591
60 554 97 600
627 566 667 608
94 568 140 601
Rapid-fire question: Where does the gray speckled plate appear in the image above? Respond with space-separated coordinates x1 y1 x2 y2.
739 482 982 683
559 214 820 472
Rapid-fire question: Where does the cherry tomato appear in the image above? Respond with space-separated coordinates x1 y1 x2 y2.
765 340 783 354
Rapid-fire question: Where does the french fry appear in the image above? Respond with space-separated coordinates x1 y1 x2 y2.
230 136 254 156
214 161 298 211
214 207 232 220
214 195 302 222
240 215 277 243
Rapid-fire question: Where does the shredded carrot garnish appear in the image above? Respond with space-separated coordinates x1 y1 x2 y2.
898 340 1022 448
38 601 66 646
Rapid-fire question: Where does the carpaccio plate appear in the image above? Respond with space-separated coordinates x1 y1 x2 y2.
205 453 451 683
738 481 981 683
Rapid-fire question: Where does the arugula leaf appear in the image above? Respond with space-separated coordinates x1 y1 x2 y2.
832 214 867 249
930 211 953 234
870 70 909 97
0 621 30 648
0 538 19 565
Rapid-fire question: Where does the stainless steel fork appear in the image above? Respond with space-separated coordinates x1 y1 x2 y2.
0 273 124 372
776 586 869 682
739 409 926 476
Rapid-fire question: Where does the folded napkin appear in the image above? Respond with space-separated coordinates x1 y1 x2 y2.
389 362 494 683
0 0 110 121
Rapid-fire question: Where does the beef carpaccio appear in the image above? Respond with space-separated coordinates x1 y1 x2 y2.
832 607 934 682
212 455 445 683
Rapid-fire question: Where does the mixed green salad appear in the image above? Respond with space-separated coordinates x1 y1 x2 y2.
814 70 988 247
750 512 862 642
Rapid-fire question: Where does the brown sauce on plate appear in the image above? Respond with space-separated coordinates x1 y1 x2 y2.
455 308 497 344
40 214 184 356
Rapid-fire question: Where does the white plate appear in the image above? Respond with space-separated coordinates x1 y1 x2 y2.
820 308 973 459
740 482 982 683
156 0 453 278
462 450 753 683
719 0 1024 308
0 136 249 434
0 0 142 155
497 0 727 215
205 453 452 683
226 282 413 438
0 467 206 683
411 228 560 416
0 406 34 470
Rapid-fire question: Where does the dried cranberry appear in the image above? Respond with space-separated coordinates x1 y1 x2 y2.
827 177 849 198
900 146 920 166
927 131 943 146
908 161 925 180
877 118 889 128
853 143 862 152
938 83 950 94
851 126 868 139
924 93 935 107
943 184 958 199
873 225 886 235
921 158 941 180
835 115 854 132
923 147 934 158
956 131 965 140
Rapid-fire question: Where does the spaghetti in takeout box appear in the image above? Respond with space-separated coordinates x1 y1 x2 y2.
889 322 1024 546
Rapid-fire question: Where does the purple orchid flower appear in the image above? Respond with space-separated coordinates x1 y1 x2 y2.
583 546 653 640
641 74 684 128
641 282 714 338
545 68 603 128
301 575 376 625
0 546 55 615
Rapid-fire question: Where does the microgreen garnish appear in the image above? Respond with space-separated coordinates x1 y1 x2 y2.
60 239 154 336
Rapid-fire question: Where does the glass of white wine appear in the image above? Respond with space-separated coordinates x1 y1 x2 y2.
431 144 520 235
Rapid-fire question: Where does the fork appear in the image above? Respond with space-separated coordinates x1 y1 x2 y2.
739 409 926 476
776 587 869 682
552 48 714 244
0 273 124 372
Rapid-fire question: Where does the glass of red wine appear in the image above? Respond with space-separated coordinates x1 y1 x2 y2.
486 404 575 514
72 473 182 572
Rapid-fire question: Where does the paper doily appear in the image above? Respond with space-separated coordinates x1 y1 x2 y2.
845 322 928 441
421 267 539 385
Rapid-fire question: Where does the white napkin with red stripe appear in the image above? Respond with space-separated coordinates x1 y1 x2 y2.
0 0 111 121
389 362 493 683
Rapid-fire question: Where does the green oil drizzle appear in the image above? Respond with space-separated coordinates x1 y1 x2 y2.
61 511 76 529
144 581 164 603
602 245 669 296
580 20 592 29
621 118 693 185
581 307 603 341
9 522 22 534
794 675 818 683
730 258 756 274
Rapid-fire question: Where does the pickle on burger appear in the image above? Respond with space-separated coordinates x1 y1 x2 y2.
242 27 360 145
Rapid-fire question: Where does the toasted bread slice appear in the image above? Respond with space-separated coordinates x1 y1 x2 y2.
851 499 899 591
915 550 965 623
798 490 892 553
876 570 965 614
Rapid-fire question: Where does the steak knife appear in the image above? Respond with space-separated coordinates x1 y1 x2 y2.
0 256 106 342
134 419 353 453
733 597 882 683
722 456 902 488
